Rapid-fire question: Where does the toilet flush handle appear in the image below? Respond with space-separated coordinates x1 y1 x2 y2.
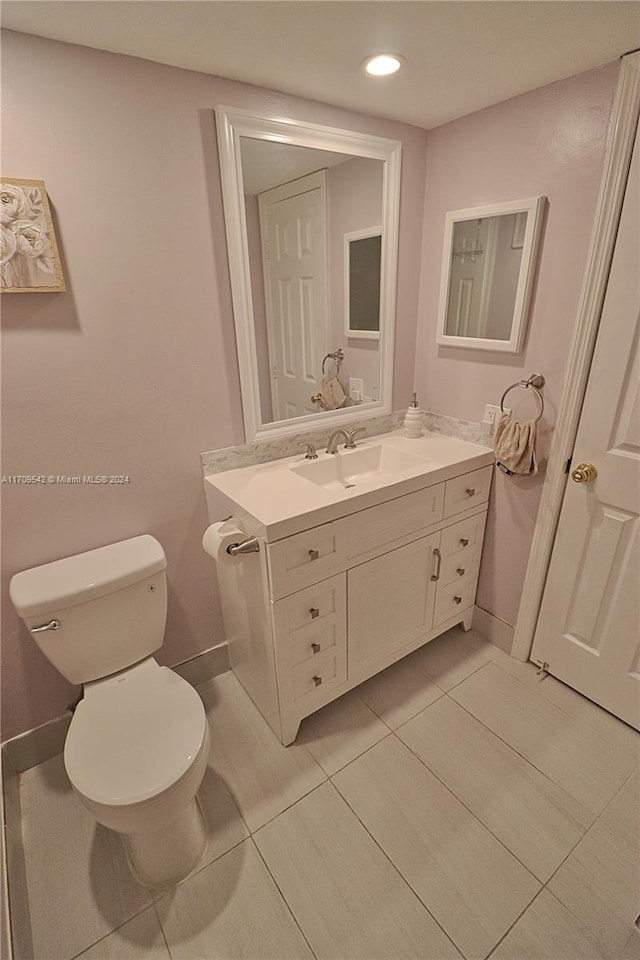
30 619 60 633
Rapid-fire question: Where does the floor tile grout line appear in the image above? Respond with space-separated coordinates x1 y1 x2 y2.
66 902 156 960
485 885 550 959
442 683 616 822
318 779 464 960
240 770 330 835
250 835 319 960
484 654 640 750
352 687 397 733
301 726 394 779
385 717 550 887
174 833 250 887
411 634 496 693
487 651 640 749
152 900 174 960
354 679 446 732
541 761 640 894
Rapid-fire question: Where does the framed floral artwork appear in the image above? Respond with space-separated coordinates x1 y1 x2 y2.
1 178 65 292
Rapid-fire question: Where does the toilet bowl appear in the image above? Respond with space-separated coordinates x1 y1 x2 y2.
9 535 210 889
65 657 210 887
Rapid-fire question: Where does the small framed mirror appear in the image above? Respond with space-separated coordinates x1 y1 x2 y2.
344 227 381 339
436 196 546 353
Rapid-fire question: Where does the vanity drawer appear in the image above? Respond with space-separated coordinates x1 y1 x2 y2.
289 648 346 705
443 466 492 519
438 549 479 588
344 483 444 560
273 574 347 664
285 623 341 669
433 575 476 627
268 522 348 599
440 511 487 558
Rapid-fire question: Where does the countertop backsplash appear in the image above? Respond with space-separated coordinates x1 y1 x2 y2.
201 411 492 476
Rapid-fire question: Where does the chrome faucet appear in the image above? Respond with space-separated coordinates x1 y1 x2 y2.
326 428 364 454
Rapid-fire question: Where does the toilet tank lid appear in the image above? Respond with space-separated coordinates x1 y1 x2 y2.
9 535 166 618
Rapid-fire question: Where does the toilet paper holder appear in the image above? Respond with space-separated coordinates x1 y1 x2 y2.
226 537 260 556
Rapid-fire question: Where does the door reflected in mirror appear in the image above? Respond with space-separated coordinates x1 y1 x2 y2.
241 136 383 425
437 197 546 353
216 107 401 441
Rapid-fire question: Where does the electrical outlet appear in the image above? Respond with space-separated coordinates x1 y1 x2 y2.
483 403 510 431
349 377 364 402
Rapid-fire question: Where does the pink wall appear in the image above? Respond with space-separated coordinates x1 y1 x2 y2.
415 62 620 625
0 30 428 740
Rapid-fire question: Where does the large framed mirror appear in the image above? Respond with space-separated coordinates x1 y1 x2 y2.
436 196 546 353
216 106 401 440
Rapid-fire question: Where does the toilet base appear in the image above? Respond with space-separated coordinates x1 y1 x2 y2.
123 796 207 889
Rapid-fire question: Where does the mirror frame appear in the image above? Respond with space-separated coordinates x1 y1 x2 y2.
216 105 401 441
436 196 546 353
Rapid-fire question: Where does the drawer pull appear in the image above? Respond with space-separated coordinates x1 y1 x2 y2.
309 607 320 619
453 595 463 605
456 567 466 576
431 547 442 582
460 538 470 547
465 488 476 497
311 642 321 654
308 549 320 561
313 675 322 687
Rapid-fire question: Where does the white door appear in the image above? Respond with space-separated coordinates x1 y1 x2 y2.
532 128 640 729
259 171 328 421
446 218 496 337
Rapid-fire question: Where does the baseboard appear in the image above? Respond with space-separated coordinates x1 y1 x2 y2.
2 713 72 776
472 605 515 655
2 644 230 775
2 750 33 960
172 642 229 688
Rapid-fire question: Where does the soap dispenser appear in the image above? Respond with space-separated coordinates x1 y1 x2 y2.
404 392 424 438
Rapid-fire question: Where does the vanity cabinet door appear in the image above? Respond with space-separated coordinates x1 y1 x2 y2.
347 532 440 681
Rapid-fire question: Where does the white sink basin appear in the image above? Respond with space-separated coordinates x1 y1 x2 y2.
291 443 430 492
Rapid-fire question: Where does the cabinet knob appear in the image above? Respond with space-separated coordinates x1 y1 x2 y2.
456 567 465 576
311 642 321 654
313 675 322 687
460 538 470 547
309 607 320 619
465 488 476 497
308 549 320 561
453 596 463 604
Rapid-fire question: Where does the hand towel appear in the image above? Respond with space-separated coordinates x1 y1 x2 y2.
319 375 347 410
493 413 538 476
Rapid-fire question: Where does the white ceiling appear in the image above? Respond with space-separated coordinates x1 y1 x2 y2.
241 139 355 194
3 1 639 129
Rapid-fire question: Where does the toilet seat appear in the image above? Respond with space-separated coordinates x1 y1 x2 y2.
64 658 208 807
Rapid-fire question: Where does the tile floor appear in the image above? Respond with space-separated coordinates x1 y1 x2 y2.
10 627 640 960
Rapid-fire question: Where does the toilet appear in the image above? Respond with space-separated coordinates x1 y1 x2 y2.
9 534 210 889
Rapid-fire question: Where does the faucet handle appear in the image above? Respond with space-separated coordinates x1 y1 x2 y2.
297 440 318 460
344 428 365 449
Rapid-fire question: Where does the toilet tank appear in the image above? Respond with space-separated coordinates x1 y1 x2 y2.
9 535 168 685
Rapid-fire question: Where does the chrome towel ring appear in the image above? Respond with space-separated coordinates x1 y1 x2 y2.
322 348 344 377
500 373 545 423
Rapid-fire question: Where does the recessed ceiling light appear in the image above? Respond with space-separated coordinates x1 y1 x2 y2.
362 54 405 77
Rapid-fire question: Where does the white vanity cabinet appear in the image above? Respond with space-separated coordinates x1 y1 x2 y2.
210 458 492 745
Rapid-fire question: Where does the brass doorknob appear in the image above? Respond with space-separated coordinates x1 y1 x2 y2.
571 462 598 484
